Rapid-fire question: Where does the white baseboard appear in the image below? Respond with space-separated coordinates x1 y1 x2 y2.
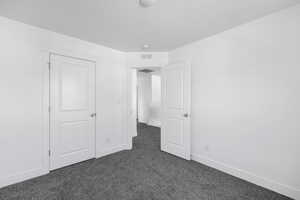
191 154 299 200
0 145 128 189
96 144 127 158
147 120 161 127
0 168 49 189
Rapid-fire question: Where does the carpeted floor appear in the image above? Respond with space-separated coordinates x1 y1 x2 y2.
0 123 292 200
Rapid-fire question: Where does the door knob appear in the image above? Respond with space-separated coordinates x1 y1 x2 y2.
90 113 96 117
183 113 189 118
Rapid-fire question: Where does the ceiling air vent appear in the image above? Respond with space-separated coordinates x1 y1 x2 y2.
141 54 152 59
139 69 154 73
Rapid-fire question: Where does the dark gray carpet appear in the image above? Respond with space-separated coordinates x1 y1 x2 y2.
0 123 292 200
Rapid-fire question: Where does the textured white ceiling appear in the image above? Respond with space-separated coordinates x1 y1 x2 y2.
0 0 299 52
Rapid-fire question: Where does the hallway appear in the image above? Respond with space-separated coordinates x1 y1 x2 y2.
0 124 291 200
133 123 160 150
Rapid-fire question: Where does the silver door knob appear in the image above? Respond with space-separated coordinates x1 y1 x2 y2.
183 113 189 118
90 113 96 117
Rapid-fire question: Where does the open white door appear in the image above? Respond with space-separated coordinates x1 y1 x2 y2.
50 54 96 170
161 61 191 160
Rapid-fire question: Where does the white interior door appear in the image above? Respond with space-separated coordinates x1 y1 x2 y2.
50 54 96 170
161 61 191 160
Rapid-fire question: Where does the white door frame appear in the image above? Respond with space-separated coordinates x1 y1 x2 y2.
126 67 138 146
42 50 97 171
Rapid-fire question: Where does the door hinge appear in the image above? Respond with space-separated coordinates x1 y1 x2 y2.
48 62 51 70
48 150 51 157
48 106 51 112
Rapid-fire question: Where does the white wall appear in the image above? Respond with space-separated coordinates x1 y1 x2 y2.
129 69 138 137
0 16 127 188
148 74 161 127
169 5 300 199
137 72 152 124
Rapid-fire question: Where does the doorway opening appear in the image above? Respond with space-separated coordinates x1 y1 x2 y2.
136 67 162 149
128 61 191 160
137 68 161 127
129 67 162 150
